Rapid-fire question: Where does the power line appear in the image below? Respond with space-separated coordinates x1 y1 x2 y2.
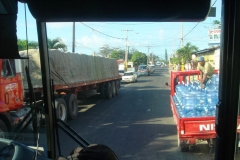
183 0 218 38
127 40 135 48
80 22 125 40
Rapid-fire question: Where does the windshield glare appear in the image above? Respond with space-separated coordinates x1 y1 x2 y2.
1 1 227 159
124 73 133 76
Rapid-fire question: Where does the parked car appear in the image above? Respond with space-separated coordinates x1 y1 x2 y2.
138 65 150 76
126 67 140 77
121 72 138 83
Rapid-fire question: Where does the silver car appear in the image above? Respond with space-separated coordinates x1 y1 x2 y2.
121 72 138 83
138 65 150 76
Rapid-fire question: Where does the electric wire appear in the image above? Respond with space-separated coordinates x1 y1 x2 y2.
183 0 218 38
127 40 135 48
80 22 125 40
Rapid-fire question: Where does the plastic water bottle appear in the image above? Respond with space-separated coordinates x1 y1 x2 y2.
200 110 207 117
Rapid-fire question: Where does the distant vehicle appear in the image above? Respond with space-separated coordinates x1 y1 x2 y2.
148 65 155 73
138 65 150 76
127 67 140 77
127 62 134 68
119 70 124 76
118 63 125 70
121 72 138 83
156 62 161 66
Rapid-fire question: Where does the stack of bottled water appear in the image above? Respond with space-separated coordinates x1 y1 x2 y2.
172 74 219 118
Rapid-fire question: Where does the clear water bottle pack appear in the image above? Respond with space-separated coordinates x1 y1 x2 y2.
173 74 219 118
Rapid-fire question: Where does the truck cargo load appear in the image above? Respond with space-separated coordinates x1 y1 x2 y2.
169 70 240 152
19 49 119 89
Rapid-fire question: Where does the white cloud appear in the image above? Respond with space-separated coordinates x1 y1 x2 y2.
147 35 153 38
158 29 165 40
47 22 72 28
75 34 125 50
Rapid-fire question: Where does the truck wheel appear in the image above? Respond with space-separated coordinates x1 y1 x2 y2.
99 83 106 99
64 94 78 120
181 146 189 152
105 82 112 99
115 81 119 95
112 81 116 97
189 145 195 152
55 98 67 122
0 120 8 138
118 80 121 89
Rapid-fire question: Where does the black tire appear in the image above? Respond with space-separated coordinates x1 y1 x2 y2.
0 120 8 138
112 81 116 97
115 81 119 95
189 145 196 152
181 146 189 152
64 94 78 120
105 82 112 99
118 80 121 89
99 83 106 99
55 98 68 122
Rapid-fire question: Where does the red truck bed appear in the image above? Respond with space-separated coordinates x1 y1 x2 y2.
169 70 240 151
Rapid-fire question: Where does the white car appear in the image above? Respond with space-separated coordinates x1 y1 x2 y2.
121 72 137 83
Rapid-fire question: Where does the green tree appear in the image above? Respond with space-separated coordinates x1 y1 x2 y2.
131 51 147 66
213 20 221 29
99 44 112 57
48 37 67 52
128 47 138 60
109 49 125 59
17 39 39 51
176 42 198 64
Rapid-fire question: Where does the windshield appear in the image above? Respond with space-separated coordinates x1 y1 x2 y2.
138 66 147 70
123 72 133 76
3 0 239 159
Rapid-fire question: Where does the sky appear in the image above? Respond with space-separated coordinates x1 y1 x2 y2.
16 0 221 59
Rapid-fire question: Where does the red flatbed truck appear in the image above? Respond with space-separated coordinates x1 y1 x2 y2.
169 70 240 152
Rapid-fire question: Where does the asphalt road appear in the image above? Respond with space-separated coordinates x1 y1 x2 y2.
56 66 223 160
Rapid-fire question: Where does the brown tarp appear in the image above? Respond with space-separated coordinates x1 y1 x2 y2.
19 49 118 88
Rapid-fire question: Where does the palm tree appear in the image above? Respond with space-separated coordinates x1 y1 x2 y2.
17 39 39 51
48 37 67 52
176 42 198 63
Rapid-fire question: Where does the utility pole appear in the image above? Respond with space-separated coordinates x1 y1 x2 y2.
152 53 154 64
181 22 184 47
72 22 75 53
122 30 133 71
181 22 184 71
146 46 150 64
